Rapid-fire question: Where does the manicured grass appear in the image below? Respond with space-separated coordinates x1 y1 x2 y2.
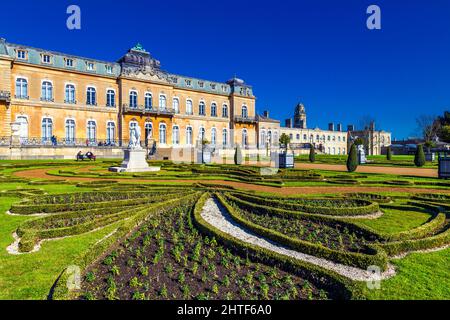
0 184 121 300
363 248 450 300
357 204 432 234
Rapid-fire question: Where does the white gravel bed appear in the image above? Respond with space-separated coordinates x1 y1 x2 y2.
391 244 450 259
200 197 396 282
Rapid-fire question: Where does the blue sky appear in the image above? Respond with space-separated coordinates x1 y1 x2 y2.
1 0 449 139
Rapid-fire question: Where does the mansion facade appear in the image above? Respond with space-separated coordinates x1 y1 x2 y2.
0 38 390 159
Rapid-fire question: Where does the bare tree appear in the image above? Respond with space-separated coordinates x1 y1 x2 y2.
416 115 440 143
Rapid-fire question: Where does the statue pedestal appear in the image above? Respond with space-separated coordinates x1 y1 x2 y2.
109 149 160 173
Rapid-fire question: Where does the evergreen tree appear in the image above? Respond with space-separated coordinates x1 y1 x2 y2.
234 144 243 165
346 144 358 172
309 144 316 162
414 144 426 167
386 146 392 161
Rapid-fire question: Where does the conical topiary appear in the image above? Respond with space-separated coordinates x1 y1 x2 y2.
309 144 316 163
414 144 425 167
234 144 243 165
386 146 392 161
346 144 358 172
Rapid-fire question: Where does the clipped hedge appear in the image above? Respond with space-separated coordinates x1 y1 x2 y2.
344 193 392 204
217 193 387 271
191 193 363 300
229 192 379 216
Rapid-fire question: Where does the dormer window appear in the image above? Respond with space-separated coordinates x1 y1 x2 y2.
198 81 204 88
17 50 27 60
42 54 51 64
105 65 113 74
86 62 95 71
185 79 192 86
210 84 216 90
65 58 74 67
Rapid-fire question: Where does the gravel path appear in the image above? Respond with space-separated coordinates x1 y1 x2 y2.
200 197 396 282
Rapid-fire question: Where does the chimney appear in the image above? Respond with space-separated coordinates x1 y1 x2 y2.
328 123 334 131
347 124 355 132
285 119 293 128
337 123 342 132
263 110 269 118
370 121 375 131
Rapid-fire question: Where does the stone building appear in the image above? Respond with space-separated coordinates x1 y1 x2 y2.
348 122 391 156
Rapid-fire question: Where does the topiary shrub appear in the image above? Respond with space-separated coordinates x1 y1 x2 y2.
234 144 243 165
346 144 358 172
309 144 316 163
386 146 392 161
414 144 425 167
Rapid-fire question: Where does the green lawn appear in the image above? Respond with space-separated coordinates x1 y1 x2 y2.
357 204 432 234
363 248 450 300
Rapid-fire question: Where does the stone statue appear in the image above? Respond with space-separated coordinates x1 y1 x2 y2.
128 125 142 150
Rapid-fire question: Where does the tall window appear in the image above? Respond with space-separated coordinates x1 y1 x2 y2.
242 129 248 147
222 129 228 147
211 103 217 117
186 127 193 145
222 104 228 118
268 131 272 145
172 126 180 145
87 121 96 142
106 90 115 107
86 87 96 106
273 132 279 145
41 81 53 101
41 118 53 142
159 95 166 110
129 91 138 108
159 123 167 144
106 122 115 144
65 119 75 143
241 106 248 118
186 100 193 115
211 128 217 145
65 84 76 103
199 101 206 116
145 122 152 146
15 78 28 99
145 92 153 110
173 98 179 113
260 130 266 148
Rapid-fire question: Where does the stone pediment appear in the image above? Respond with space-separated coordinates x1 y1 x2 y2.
121 66 169 83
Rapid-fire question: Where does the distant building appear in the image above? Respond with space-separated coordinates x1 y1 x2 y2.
348 122 391 156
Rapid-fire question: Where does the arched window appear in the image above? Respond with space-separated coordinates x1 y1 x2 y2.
41 81 53 101
106 122 115 144
173 98 179 113
242 129 248 147
241 105 248 118
260 130 266 148
186 100 193 115
268 130 272 145
211 128 217 145
129 91 138 108
87 121 97 142
316 134 320 141
65 119 75 143
16 116 28 140
15 78 28 99
222 104 228 118
86 87 96 105
186 127 193 145
222 128 228 147
144 122 152 146
41 118 53 141
172 125 180 145
199 101 206 116
273 132 279 145
145 92 153 110
159 123 167 144
65 84 76 103
159 95 166 110
106 90 115 107
211 103 217 117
